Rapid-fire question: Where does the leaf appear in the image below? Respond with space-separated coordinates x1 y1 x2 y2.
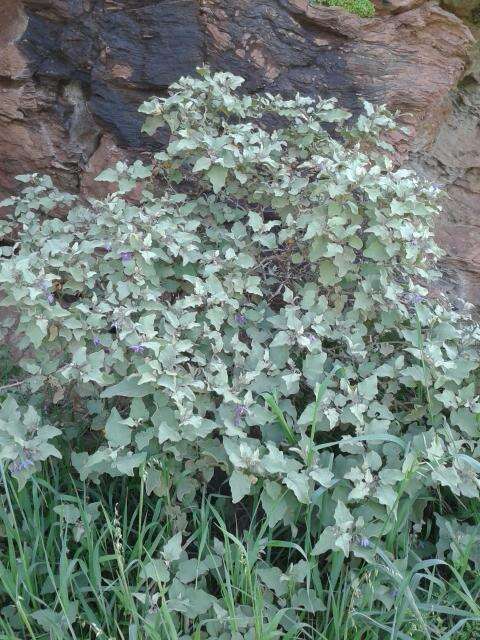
312 526 336 556
54 504 81 524
375 484 398 509
100 377 155 399
162 532 183 563
130 161 152 179
261 483 287 528
310 467 334 487
292 588 326 613
335 531 352 557
169 587 215 617
31 609 65 633
451 408 479 437
455 454 480 474
95 168 118 182
229 470 252 503
207 165 228 193
192 156 212 173
358 374 378 401
263 394 297 444
206 306 225 331
141 559 170 583
364 238 388 260
283 472 310 504
298 402 316 427
318 260 337 286
431 466 460 491
115 452 146 475
252 567 285 601
158 422 181 445
105 407 131 448
130 398 149 421
280 372 300 396
302 353 327 388
334 501 354 530
176 558 212 584
262 444 302 475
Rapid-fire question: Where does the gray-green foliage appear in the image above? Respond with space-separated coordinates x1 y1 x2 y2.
1 68 480 563
0 397 61 488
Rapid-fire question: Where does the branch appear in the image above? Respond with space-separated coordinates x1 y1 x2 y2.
0 379 30 393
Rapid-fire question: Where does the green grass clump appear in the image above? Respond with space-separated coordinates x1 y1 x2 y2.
1 467 480 639
319 0 375 18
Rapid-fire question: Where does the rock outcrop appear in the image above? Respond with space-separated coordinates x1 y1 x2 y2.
0 0 479 300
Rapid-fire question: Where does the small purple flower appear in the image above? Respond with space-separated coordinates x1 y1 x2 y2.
104 242 112 252
129 344 145 354
234 404 248 426
358 537 371 548
235 313 246 326
9 457 35 476
307 333 317 344
93 336 101 347
47 293 55 305
408 293 424 304
120 251 133 263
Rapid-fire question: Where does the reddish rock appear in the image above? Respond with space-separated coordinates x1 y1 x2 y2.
375 0 426 16
80 133 130 199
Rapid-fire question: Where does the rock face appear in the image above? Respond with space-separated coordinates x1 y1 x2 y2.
0 0 478 300
414 21 480 303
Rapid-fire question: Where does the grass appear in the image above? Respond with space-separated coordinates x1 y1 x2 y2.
1 464 480 640
312 0 375 18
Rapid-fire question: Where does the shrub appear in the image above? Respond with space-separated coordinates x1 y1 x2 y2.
1 69 480 566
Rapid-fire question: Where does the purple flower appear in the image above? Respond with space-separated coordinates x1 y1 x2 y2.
47 293 55 305
408 293 424 304
235 313 246 326
104 242 112 252
120 251 133 263
307 333 317 344
129 344 145 354
93 336 101 347
9 457 35 476
234 404 248 426
358 537 371 548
